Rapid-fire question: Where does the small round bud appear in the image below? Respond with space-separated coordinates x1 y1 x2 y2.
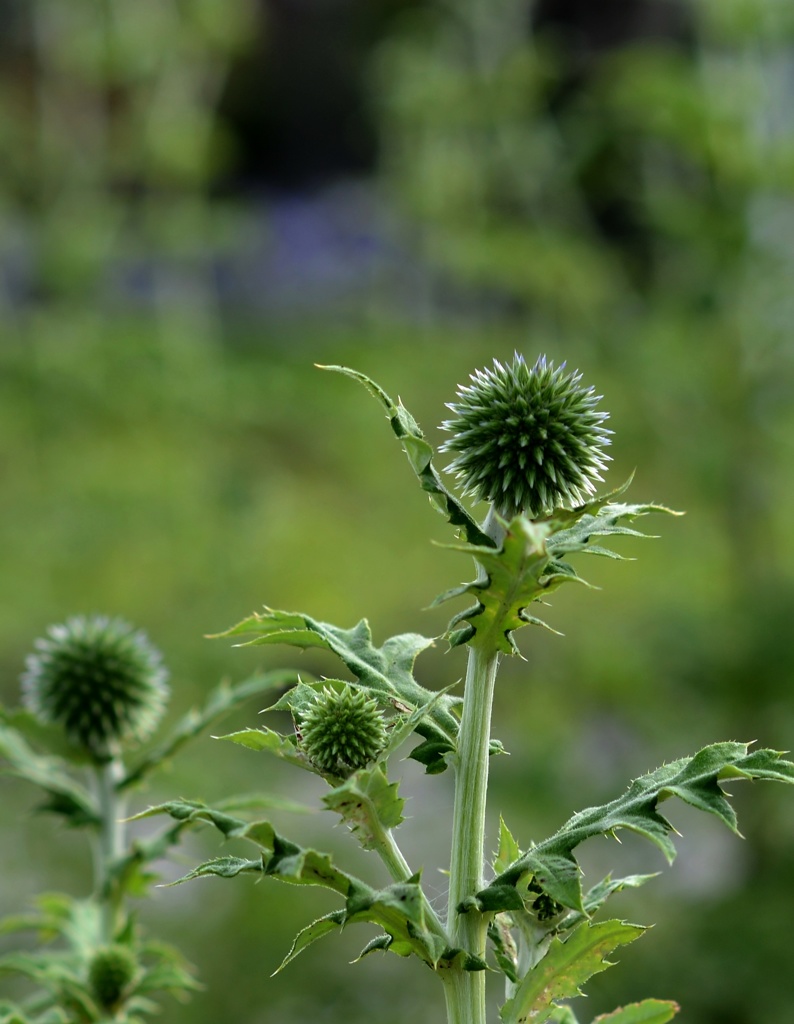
21 615 169 761
88 944 138 1010
440 354 611 518
300 685 388 777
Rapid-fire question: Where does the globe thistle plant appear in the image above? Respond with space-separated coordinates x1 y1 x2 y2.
299 684 388 777
76 360 794 1024
21 615 169 761
440 353 612 518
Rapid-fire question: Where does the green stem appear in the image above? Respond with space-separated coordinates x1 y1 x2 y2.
377 826 413 883
442 505 505 1024
94 755 127 943
444 641 500 1024
373 816 449 943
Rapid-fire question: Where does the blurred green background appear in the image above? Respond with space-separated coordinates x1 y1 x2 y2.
2 0 794 1021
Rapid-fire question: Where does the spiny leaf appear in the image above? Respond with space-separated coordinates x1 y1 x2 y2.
144 801 446 968
169 855 265 883
215 727 312 771
438 517 554 653
477 742 794 915
273 911 346 974
214 610 461 772
437 486 678 651
499 920 646 1024
494 817 522 875
318 365 493 547
130 799 259 839
577 874 659 923
344 878 447 965
592 1000 680 1024
323 763 405 850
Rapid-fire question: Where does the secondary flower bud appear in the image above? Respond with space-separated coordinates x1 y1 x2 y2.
88 944 138 1010
21 615 169 760
440 353 611 518
300 685 388 777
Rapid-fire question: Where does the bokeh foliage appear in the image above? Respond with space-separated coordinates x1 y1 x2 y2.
2 1 794 1022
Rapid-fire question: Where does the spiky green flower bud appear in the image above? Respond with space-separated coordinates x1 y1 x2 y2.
21 615 169 760
300 685 388 777
88 944 138 1010
441 354 611 518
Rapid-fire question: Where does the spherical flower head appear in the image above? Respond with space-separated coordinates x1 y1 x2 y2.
299 684 388 777
440 354 612 518
88 945 138 1011
21 615 169 761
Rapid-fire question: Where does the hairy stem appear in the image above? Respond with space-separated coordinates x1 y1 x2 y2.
94 755 127 943
443 505 504 1024
376 825 448 942
444 641 500 1024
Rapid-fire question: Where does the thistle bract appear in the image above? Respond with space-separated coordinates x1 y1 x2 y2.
441 354 611 517
300 685 388 777
21 615 169 760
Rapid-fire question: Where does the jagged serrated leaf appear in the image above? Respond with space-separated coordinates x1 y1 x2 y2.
129 799 262 840
577 874 658 922
169 855 265 883
593 1000 679 1023
323 764 404 850
437 517 552 654
344 878 446 965
215 727 312 770
353 933 393 961
214 610 460 769
478 743 794 914
138 801 363 899
138 770 442 971
265 836 352 895
319 365 493 547
273 911 345 974
274 873 447 969
494 817 522 875
499 920 646 1024
120 670 296 790
546 491 681 563
0 723 100 827
438 485 679 650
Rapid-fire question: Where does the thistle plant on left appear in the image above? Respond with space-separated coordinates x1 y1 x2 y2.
136 355 794 1024
0 616 296 1023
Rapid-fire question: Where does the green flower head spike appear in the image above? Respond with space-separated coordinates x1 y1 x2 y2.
300 684 388 778
440 353 612 518
88 945 138 1011
21 615 169 760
